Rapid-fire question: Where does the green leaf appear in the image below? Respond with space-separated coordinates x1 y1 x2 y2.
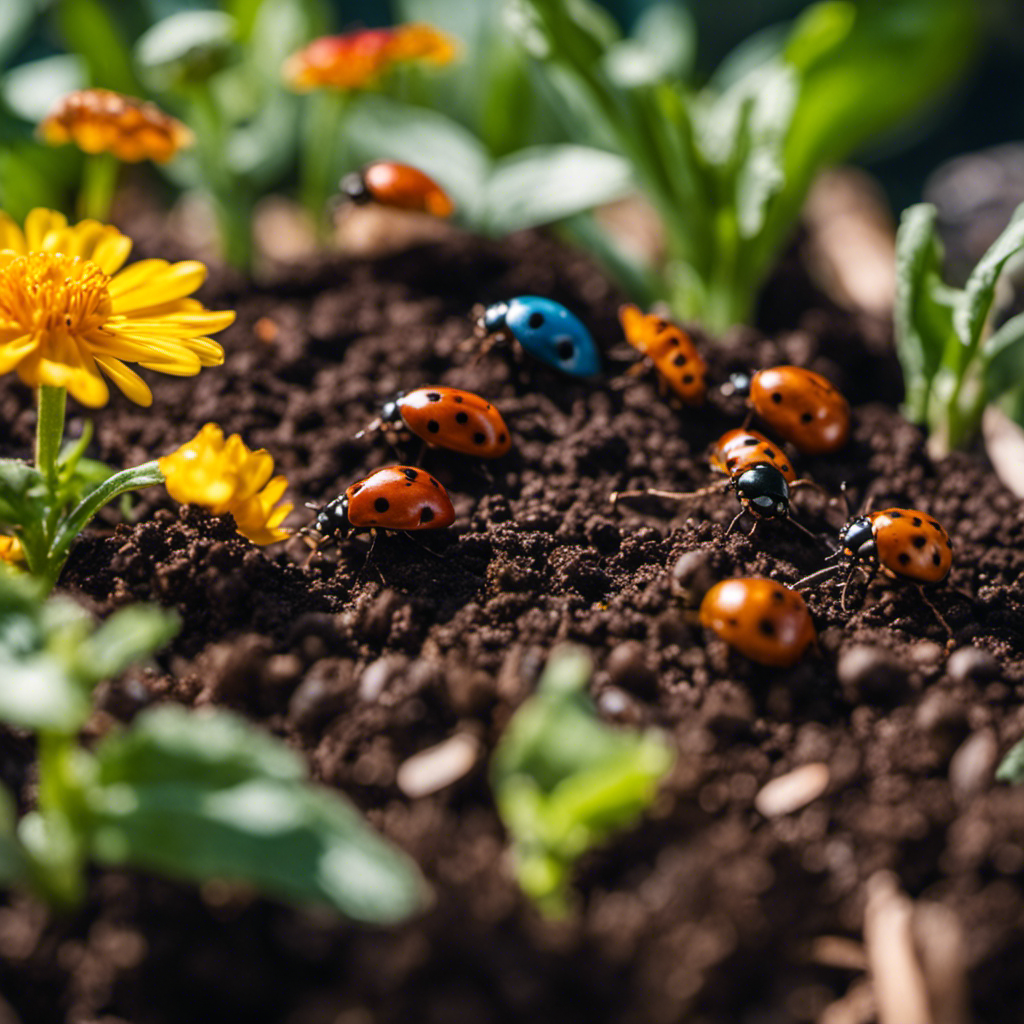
492 646 674 915
0 655 91 732
954 202 1024 356
982 311 1024 402
57 0 142 96
0 781 26 887
482 144 633 235
603 3 695 89
0 459 46 529
997 738 1024 785
75 606 179 683
2 55 87 124
135 10 237 91
0 0 35 68
89 706 428 921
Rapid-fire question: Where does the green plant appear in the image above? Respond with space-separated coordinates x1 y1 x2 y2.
895 201 1024 452
504 0 977 331
997 737 1024 785
491 645 674 916
0 567 427 921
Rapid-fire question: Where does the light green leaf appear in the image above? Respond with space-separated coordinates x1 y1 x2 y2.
2 55 87 124
76 606 179 683
997 738 1024 785
0 460 46 529
0 656 91 732
0 0 34 68
604 3 695 89
89 706 428 921
482 144 633 235
954 202 1024 355
135 10 237 90
982 310 1024 401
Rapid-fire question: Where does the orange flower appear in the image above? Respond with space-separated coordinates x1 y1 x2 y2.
158 424 293 545
283 23 458 92
38 89 194 164
0 536 24 565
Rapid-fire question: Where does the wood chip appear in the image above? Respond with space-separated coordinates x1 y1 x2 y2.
754 762 830 817
808 935 868 971
396 733 480 799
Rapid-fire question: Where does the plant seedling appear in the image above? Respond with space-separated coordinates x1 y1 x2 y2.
0 568 427 922
491 645 674 916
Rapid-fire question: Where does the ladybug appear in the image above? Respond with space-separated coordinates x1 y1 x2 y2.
338 161 454 217
612 428 820 538
731 366 850 455
311 466 455 540
798 507 953 612
618 304 707 405
358 386 511 459
475 296 601 378
700 578 817 667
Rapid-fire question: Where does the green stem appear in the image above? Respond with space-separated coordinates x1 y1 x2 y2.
301 90 349 242
35 386 66 494
77 153 120 222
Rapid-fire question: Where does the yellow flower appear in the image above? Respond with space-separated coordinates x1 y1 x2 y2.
38 89 194 164
0 209 234 408
158 424 293 545
0 535 24 565
283 24 458 92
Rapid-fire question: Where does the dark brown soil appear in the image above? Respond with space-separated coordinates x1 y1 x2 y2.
2 229 1024 1024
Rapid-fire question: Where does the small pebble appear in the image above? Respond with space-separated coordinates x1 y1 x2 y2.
358 655 407 702
949 729 998 802
396 734 480 798
606 641 658 698
755 763 830 818
947 646 1001 684
288 659 355 731
836 644 908 702
670 550 716 606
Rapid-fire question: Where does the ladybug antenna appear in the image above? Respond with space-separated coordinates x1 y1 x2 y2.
787 513 822 542
792 562 844 589
916 584 954 645
611 481 730 509
354 416 383 441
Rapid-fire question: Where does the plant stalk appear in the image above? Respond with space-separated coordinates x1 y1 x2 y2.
77 153 120 222
301 90 349 242
35 386 66 494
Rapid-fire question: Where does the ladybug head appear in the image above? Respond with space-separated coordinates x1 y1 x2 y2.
734 464 789 519
840 515 876 562
480 301 509 336
315 494 350 537
727 370 752 397
380 393 405 425
338 170 371 205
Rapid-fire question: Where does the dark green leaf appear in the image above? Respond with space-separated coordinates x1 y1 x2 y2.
0 782 26 887
0 459 46 528
955 202 1024 356
90 707 428 921
0 0 35 68
997 738 1024 785
57 0 142 95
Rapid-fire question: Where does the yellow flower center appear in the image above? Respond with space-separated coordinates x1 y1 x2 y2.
0 251 112 338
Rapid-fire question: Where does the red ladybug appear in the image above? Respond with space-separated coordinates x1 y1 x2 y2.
358 386 511 458
618 304 707 406
338 162 454 217
700 578 817 667
312 466 455 539
733 366 850 455
613 428 819 538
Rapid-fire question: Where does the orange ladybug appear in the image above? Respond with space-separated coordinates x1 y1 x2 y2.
338 161 454 217
734 366 850 455
613 428 819 538
618 304 707 405
700 578 817 667
312 466 455 538
358 387 510 458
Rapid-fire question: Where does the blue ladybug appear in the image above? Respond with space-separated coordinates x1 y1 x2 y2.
478 296 601 378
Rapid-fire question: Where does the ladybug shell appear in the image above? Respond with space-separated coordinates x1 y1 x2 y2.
749 366 850 455
869 508 953 583
709 429 796 483
618 304 707 405
499 296 601 378
700 578 817 668
398 387 511 458
346 466 455 530
362 162 454 217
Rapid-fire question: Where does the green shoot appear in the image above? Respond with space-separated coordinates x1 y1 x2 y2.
895 201 1024 451
0 567 427 921
507 0 977 331
491 646 674 917
996 738 1024 785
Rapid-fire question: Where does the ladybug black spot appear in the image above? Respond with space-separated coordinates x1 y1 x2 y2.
945 538 953 549
929 519 941 530
781 464 790 473
800 412 813 423
764 447 777 460
528 312 545 329
742 437 759 446
771 392 783 404
427 420 440 433
352 484 363 494
374 497 390 513
912 516 923 527
403 468 418 480
455 411 469 424
427 392 442 402
897 552 911 565
453 395 464 403
473 432 486 445
771 589 785 603
728 617 739 627
890 511 902 518
683 374 694 384
758 618 776 636
673 354 687 367
420 506 435 524
430 477 440 488
654 319 668 332
932 552 942 566
912 534 927 548
556 339 575 361
498 433 507 443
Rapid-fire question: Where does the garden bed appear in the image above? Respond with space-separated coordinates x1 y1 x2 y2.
1 227 1023 1023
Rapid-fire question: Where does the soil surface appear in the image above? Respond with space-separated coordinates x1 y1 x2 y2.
2 228 1024 1024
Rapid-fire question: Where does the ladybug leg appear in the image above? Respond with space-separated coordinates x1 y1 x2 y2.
841 562 873 612
790 478 829 498
724 509 749 537
622 360 648 379
741 408 754 430
611 480 730 508
353 416 383 442
786 513 822 542
917 585 954 646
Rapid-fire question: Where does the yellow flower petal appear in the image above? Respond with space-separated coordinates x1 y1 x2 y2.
0 212 26 254
93 354 153 406
109 260 208 313
24 209 67 251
